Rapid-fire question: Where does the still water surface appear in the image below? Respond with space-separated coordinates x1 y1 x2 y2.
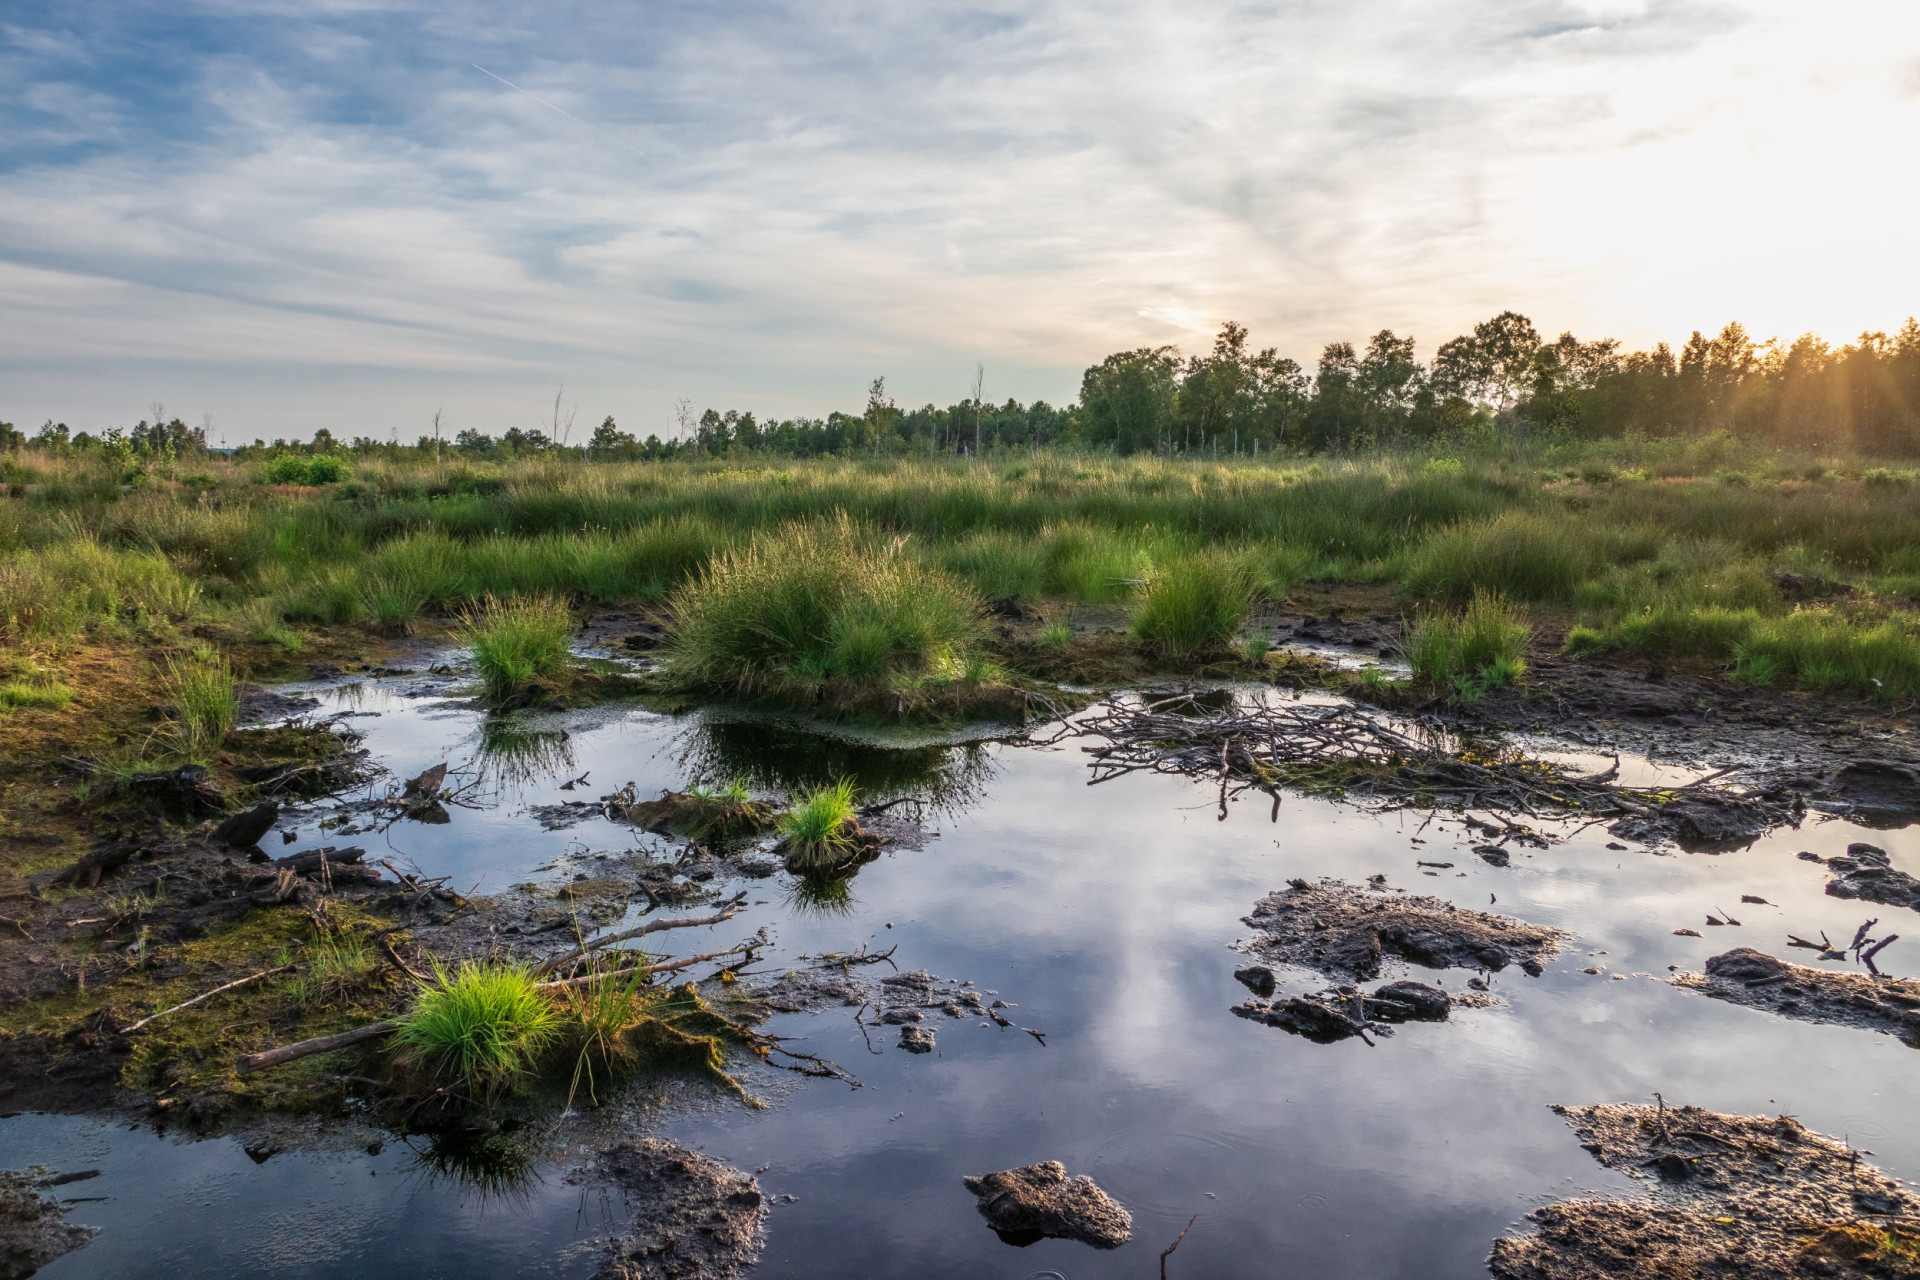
7 673 1916 1279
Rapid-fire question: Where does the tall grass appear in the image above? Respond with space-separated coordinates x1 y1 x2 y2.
1130 551 1255 658
1405 592 1531 697
392 962 560 1094
667 515 981 688
1578 604 1920 700
7 444 1920 704
165 651 238 757
458 594 575 705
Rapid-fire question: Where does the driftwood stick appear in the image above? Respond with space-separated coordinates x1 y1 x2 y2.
125 964 294 1033
531 899 745 977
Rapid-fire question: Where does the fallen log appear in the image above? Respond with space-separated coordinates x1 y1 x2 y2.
236 1019 403 1075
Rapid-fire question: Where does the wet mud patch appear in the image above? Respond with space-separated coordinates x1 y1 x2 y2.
1672 949 1920 1048
0 1167 98 1278
1490 1102 1920 1279
1239 878 1568 982
749 957 1035 1054
575 1137 766 1280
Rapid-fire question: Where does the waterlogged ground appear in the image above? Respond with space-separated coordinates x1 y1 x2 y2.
7 665 1920 1279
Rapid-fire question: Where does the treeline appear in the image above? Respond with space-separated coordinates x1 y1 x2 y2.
10 311 1920 463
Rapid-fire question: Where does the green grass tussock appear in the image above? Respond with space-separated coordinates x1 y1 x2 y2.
166 651 239 758
392 961 560 1095
667 515 981 690
459 594 575 705
1130 550 1255 658
778 779 859 870
1406 592 1531 698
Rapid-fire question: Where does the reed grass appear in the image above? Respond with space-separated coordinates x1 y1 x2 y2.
6 443 1920 703
778 779 858 869
666 515 981 689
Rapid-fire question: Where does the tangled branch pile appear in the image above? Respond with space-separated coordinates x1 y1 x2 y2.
1069 689 1792 836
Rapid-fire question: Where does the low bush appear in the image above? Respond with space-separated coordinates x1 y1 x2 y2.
264 456 348 486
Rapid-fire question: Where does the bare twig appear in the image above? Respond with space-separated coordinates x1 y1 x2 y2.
125 964 294 1033
1160 1213 1198 1279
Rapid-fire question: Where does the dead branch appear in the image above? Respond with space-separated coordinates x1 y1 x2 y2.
124 964 294 1033
1160 1213 1198 1279
531 896 747 977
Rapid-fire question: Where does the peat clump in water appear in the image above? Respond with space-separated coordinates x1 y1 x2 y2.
578 1138 767 1280
1822 843 1920 913
1240 878 1567 982
1672 948 1920 1047
1490 1102 1920 1279
0 1168 98 1278
962 1162 1131 1249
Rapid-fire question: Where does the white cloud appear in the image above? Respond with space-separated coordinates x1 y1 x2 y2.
2 0 1918 436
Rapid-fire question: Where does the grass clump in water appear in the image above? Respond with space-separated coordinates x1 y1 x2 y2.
666 515 982 692
166 651 239 758
393 961 559 1096
778 779 859 870
458 594 575 706
1405 591 1531 699
1130 551 1255 659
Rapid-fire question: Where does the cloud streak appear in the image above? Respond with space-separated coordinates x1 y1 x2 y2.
2 0 1918 438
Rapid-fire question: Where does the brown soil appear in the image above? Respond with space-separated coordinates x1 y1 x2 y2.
579 1138 766 1280
1490 1103 1920 1279
1239 878 1568 982
1672 949 1920 1048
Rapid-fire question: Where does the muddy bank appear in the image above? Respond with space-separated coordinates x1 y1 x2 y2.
0 1168 97 1279
750 958 1038 1055
1490 1102 1920 1279
577 1138 766 1280
1443 648 1920 784
1239 879 1567 982
1672 949 1920 1048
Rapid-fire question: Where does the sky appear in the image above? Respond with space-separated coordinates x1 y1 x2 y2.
3 1 1920 442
